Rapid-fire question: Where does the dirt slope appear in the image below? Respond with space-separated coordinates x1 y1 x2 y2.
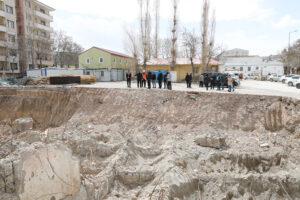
0 87 300 200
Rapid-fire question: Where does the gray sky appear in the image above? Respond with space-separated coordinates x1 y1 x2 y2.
43 0 300 56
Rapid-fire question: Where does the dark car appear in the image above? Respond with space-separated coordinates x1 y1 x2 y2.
202 72 239 87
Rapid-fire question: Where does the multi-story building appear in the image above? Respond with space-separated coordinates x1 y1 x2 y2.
16 0 54 74
0 0 19 76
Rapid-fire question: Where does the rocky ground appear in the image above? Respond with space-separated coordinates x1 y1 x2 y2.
0 87 300 200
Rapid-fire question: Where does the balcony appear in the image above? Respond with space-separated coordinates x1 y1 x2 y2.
0 24 6 32
35 23 53 32
0 10 5 17
35 11 53 22
0 40 6 47
0 55 6 61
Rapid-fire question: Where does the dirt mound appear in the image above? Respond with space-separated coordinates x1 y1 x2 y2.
0 87 300 200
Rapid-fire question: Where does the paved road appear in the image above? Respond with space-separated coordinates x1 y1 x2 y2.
77 80 300 100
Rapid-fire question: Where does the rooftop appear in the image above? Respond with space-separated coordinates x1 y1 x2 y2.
81 47 133 59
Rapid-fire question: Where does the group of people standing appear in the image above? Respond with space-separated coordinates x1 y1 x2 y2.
131 71 173 90
199 73 235 92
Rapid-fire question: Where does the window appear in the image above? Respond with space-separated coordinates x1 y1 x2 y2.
99 57 104 63
126 60 128 65
101 71 104 77
248 67 251 72
113 58 116 63
86 58 90 64
40 9 45 14
193 67 199 74
240 67 243 71
5 5 13 14
256 67 259 70
86 71 90 75
40 20 46 26
41 32 46 37
6 20 14 29
25 1 31 8
8 34 15 43
233 67 236 70
10 63 18 70
9 49 17 57
120 59 122 64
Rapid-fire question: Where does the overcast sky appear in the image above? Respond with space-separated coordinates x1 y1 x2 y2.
42 0 300 56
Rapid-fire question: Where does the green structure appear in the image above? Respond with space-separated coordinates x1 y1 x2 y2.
79 47 134 71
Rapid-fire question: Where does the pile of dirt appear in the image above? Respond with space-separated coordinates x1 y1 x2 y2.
0 87 300 200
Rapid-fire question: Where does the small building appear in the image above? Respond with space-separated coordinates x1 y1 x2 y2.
146 58 222 81
79 47 135 82
219 56 284 77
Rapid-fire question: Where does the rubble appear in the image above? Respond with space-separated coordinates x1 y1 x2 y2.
0 87 300 199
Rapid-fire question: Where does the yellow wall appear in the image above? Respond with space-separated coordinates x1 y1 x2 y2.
145 64 203 81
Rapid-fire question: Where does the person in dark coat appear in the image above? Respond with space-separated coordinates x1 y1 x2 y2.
158 72 163 89
164 72 168 89
185 73 189 88
221 74 226 90
216 73 221 91
210 74 215 90
126 71 132 88
135 72 142 88
204 74 210 91
189 73 193 88
151 72 156 88
147 71 152 89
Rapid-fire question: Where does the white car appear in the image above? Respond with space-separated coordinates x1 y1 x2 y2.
287 76 300 87
281 74 296 83
268 74 281 82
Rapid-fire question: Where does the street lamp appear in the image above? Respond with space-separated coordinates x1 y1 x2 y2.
287 30 298 74
289 30 297 49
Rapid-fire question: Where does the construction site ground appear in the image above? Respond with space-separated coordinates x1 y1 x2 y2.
0 80 300 200
77 80 300 100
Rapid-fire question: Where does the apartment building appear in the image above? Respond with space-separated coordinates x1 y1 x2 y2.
0 0 19 75
16 0 55 74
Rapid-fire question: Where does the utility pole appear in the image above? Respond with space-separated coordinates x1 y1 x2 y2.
288 30 297 74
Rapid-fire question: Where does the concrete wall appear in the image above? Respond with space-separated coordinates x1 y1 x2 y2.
26 68 84 77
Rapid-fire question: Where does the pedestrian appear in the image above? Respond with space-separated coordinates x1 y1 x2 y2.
126 71 132 88
158 71 163 89
204 74 210 91
210 74 215 90
199 74 204 88
135 71 142 88
151 72 156 88
147 71 152 89
164 72 168 89
185 73 189 88
167 72 172 90
189 73 193 88
142 71 147 88
216 73 221 91
228 75 233 92
221 74 225 90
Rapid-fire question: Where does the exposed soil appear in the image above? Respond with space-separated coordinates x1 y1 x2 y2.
0 87 300 200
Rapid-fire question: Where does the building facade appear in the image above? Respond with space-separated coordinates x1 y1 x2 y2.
219 56 284 77
146 58 222 81
79 47 135 81
0 0 19 76
16 0 55 74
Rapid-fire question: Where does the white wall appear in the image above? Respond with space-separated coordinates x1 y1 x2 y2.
26 68 85 77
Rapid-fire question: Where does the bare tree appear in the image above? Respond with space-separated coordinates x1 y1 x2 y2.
124 28 139 71
281 39 300 74
170 0 178 71
160 38 172 58
153 0 160 58
201 0 216 73
182 28 200 76
53 31 84 68
138 0 152 69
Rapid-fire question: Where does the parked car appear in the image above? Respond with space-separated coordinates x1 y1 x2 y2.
287 76 300 87
286 75 299 86
268 74 282 82
281 74 296 83
296 83 300 89
202 72 239 87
